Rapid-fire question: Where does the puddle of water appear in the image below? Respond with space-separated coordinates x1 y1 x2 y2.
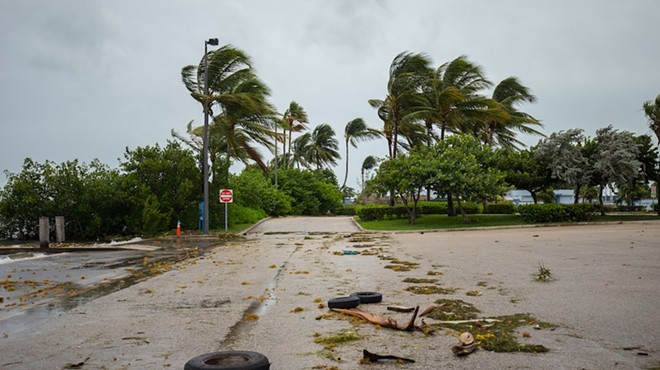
0 240 213 334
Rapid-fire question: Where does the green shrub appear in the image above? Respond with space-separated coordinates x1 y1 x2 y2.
518 204 567 223
654 203 659 212
226 204 267 226
340 204 356 216
564 203 598 222
418 201 448 215
356 205 389 221
417 201 479 215
392 205 409 219
484 202 516 214
599 205 618 214
460 201 480 214
277 169 343 215
519 203 598 223
356 204 417 221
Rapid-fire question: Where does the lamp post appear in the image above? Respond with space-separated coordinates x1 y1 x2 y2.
202 37 218 234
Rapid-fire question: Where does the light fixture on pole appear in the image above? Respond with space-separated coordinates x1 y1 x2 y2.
202 37 219 234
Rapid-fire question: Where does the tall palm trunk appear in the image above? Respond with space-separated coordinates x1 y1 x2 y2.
341 140 350 190
281 127 287 169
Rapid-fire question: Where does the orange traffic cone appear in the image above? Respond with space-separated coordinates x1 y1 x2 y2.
176 221 181 236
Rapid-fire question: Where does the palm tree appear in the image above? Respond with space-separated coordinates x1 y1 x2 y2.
212 74 276 181
643 94 660 215
369 51 432 159
341 118 382 190
360 155 379 193
291 131 312 169
415 55 506 142
282 101 309 169
294 124 340 170
181 44 275 181
412 55 507 215
480 77 544 149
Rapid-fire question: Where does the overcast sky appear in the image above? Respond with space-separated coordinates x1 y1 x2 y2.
1 0 659 189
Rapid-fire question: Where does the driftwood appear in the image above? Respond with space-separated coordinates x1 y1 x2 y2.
331 306 420 331
331 304 500 335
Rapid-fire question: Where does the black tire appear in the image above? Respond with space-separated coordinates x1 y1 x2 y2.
184 351 270 370
327 296 360 309
350 291 383 304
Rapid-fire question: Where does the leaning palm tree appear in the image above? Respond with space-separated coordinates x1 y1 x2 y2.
291 131 312 169
369 51 432 159
295 124 340 170
643 94 660 215
413 55 507 215
416 55 507 142
341 118 382 190
360 155 379 193
282 101 309 169
480 77 544 149
181 44 276 181
212 75 276 181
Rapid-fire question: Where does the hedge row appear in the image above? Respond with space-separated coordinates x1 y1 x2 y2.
354 201 494 221
417 201 480 215
518 203 599 223
355 205 410 221
603 205 646 212
484 202 516 214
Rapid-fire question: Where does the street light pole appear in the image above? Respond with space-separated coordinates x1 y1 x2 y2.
202 37 218 234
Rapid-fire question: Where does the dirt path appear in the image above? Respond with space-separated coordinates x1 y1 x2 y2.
1 217 658 369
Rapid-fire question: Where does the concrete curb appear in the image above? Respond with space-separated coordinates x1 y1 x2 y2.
238 217 272 236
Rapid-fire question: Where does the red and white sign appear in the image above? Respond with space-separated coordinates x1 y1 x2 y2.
219 189 233 203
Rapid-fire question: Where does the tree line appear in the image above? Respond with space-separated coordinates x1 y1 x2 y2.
367 126 658 224
1 43 658 238
0 142 343 240
363 52 659 221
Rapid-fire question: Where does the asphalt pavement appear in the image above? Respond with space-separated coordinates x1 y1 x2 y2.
1 217 658 369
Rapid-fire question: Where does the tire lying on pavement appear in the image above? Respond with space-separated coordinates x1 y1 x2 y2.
184 351 270 370
350 291 383 304
327 296 361 309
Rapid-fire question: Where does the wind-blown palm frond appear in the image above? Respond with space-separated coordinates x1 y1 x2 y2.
371 51 432 158
292 132 312 169
181 44 276 181
310 123 340 170
414 55 503 142
282 101 309 169
481 77 544 150
361 155 379 193
293 124 340 170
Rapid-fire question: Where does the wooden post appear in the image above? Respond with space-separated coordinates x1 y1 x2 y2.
39 217 49 248
55 216 65 243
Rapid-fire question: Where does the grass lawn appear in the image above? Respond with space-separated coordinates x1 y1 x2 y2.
356 213 659 231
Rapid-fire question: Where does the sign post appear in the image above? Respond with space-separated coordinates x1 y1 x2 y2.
219 189 233 232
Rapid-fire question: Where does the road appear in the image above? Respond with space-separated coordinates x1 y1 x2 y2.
1 217 659 369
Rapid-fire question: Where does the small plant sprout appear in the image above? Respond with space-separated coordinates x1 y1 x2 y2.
535 261 554 281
